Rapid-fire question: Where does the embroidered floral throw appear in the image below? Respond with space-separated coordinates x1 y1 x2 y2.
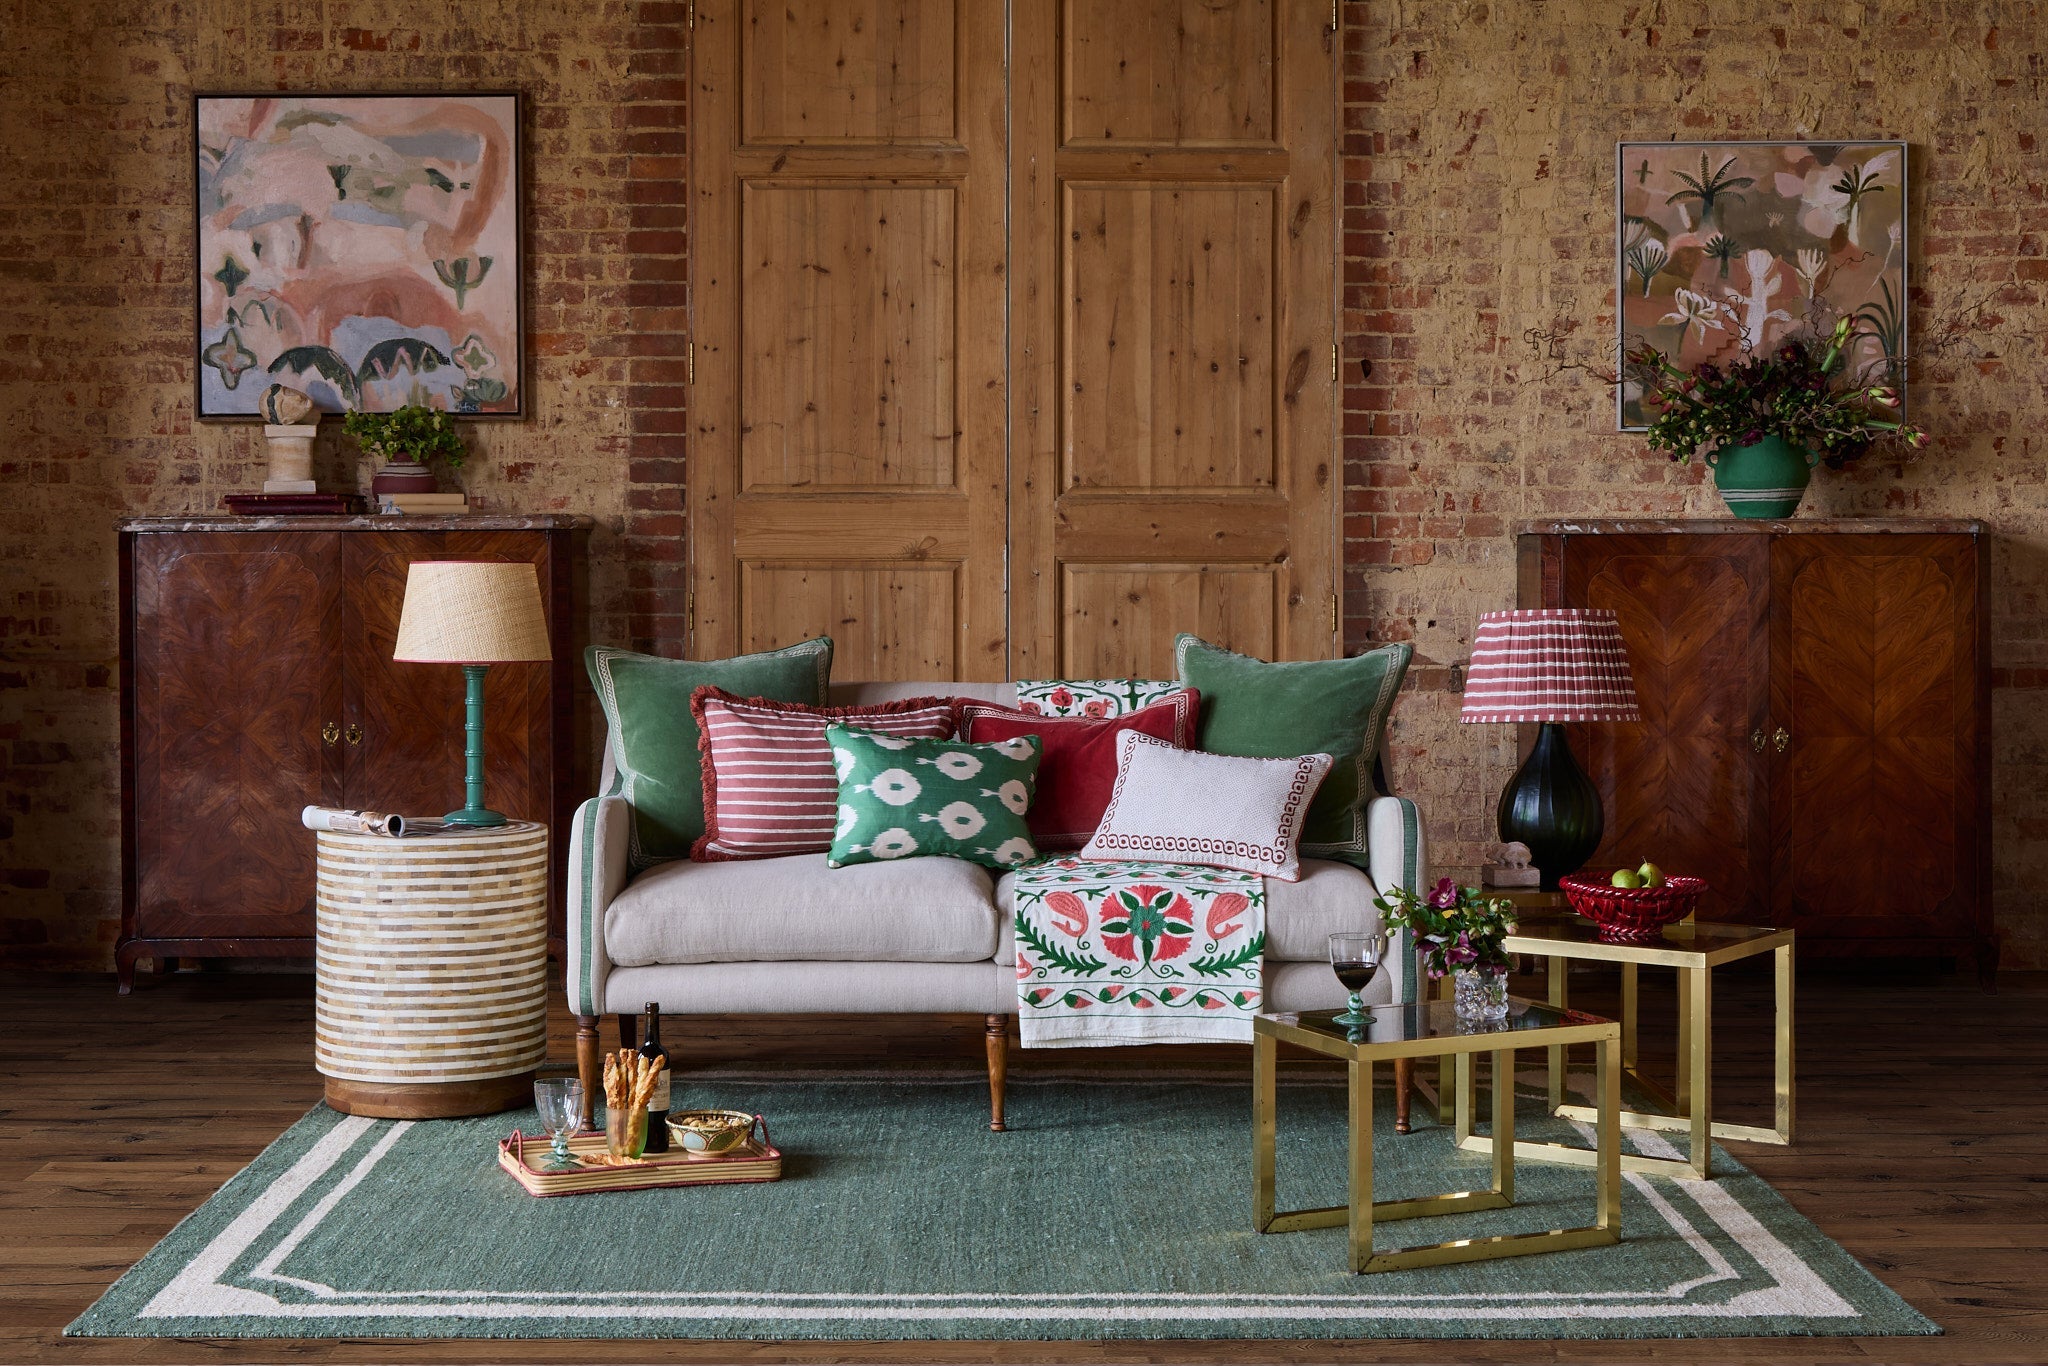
1012 679 1180 718
1011 856 1265 1047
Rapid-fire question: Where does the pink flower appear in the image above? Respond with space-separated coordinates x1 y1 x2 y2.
1048 687 1074 709
1045 891 1088 939
1427 877 1459 910
1018 702 1043 714
1082 699 1109 717
1205 892 1250 940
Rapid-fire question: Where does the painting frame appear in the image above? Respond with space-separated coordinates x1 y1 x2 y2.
1615 138 1908 431
193 90 526 422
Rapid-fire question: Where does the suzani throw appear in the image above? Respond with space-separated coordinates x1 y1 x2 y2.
1011 856 1264 1047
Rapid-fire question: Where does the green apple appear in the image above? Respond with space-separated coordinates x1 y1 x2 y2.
1609 868 1642 889
1636 860 1666 889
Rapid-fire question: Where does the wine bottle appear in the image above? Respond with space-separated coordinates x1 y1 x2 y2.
638 1001 671 1153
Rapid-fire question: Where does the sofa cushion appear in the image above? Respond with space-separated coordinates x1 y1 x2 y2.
606 853 1000 966
827 726 1042 870
1081 732 1331 881
996 858 1381 964
586 639 832 868
1174 634 1411 872
957 690 1199 851
692 689 955 861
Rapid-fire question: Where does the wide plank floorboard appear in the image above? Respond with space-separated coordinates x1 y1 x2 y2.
1 963 2043 1364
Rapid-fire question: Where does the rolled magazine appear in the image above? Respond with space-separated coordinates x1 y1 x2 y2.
301 807 403 836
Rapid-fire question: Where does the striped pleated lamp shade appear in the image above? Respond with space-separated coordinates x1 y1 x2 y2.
1459 608 1641 724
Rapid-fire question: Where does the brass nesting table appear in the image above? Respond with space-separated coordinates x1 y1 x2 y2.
1456 918 1795 1182
1253 1000 1621 1274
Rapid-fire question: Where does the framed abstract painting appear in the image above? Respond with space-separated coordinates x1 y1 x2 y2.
1615 139 1907 429
194 92 523 420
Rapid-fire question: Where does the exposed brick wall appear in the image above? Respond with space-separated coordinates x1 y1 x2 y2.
5 1 2046 970
1339 1 2048 968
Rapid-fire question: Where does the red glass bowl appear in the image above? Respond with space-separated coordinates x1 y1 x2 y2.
1558 873 1707 942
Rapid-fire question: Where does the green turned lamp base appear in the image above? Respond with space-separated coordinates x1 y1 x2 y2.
443 807 509 828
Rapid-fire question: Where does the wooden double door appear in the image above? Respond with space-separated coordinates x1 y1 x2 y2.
119 520 587 989
688 0 1339 681
1522 524 1991 963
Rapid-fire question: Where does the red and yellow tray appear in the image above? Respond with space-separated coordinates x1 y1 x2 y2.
499 1117 782 1196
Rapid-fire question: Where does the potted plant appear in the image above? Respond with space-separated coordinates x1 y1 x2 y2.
1375 878 1518 1022
1626 316 1927 518
343 405 468 495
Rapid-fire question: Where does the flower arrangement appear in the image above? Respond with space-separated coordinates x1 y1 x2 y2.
341 404 468 468
1374 878 1518 980
1626 316 1926 469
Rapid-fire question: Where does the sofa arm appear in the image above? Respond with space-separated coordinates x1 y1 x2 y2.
567 795 633 1017
1368 795 1428 1006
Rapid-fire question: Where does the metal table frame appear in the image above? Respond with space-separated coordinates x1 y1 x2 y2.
1453 920 1795 1182
1253 1002 1622 1274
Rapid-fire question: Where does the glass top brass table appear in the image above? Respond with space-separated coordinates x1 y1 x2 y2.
1254 1000 1621 1274
1463 919 1795 1182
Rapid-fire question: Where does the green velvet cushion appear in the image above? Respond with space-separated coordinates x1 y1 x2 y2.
1172 633 1412 870
586 640 833 867
826 725 1042 871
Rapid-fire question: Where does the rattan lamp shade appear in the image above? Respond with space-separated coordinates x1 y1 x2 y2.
393 562 551 664
1459 608 1640 724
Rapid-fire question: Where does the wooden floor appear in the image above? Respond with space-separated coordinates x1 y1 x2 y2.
3 961 2045 1365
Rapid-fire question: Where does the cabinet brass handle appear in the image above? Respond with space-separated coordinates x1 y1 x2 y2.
1750 728 1766 753
345 724 364 746
1772 726 1790 753
321 722 340 746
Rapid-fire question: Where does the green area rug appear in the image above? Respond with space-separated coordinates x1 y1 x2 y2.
69 1065 1936 1341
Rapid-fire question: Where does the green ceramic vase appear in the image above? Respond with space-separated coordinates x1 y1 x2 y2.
1705 434 1820 519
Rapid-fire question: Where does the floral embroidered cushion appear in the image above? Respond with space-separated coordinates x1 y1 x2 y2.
956 689 1199 851
1081 730 1333 882
586 639 833 868
826 725 1042 871
690 689 955 861
1012 678 1181 718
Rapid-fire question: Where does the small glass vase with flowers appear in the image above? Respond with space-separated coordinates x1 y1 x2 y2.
1374 877 1518 1023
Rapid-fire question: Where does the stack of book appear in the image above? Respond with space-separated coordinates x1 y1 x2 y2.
378 492 471 515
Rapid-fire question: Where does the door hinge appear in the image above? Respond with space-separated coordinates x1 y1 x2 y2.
1330 342 1339 383
688 1 696 28
1331 0 1339 33
1330 592 1341 636
685 589 695 640
686 340 695 385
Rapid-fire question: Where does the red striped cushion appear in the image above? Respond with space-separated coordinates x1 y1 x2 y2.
689 689 956 861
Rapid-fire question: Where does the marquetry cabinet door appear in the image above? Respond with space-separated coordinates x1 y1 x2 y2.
1768 534 1987 955
126 532 342 955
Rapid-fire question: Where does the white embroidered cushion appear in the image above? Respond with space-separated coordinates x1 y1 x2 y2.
1081 731 1333 882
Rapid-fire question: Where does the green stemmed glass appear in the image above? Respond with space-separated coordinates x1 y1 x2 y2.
1328 932 1388 1027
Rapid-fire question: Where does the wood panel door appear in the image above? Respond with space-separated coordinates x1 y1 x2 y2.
1769 534 1984 949
1010 1 1340 675
129 532 340 940
339 531 550 826
689 0 1009 681
1557 535 1772 924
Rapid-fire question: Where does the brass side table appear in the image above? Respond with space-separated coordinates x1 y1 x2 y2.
1461 919 1794 1182
1254 1000 1621 1274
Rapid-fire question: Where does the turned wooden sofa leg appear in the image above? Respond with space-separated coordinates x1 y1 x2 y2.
985 1013 1009 1132
1393 1056 1414 1134
575 1015 601 1127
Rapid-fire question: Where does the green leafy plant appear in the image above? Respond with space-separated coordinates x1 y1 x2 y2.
341 404 467 468
1374 878 1517 980
1626 316 1926 469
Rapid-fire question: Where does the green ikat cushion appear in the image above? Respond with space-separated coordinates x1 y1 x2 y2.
825 725 1042 870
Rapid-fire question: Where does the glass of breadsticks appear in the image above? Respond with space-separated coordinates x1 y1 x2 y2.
600 1048 668 1160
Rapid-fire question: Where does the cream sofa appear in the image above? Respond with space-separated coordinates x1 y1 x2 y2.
568 680 1427 1129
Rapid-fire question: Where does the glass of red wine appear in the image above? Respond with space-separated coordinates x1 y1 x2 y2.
1328 932 1388 1026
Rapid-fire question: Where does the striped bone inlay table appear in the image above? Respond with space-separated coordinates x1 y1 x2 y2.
314 821 549 1118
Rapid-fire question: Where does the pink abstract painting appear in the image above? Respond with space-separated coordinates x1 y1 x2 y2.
196 93 521 418
1617 140 1906 429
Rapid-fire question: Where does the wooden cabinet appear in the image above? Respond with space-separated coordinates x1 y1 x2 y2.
118 516 590 991
1519 520 1990 967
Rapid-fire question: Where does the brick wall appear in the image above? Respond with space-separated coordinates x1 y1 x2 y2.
5 1 2046 970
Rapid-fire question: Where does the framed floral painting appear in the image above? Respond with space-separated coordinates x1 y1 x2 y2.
194 92 523 419
1615 139 1907 429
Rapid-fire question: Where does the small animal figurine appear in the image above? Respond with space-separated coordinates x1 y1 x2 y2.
1482 840 1540 888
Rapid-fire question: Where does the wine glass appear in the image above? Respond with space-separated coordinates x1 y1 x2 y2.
533 1078 584 1171
1328 932 1388 1027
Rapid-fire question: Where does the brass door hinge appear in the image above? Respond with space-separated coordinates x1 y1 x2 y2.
688 1 696 27
686 340 695 385
1330 592 1341 636
1331 0 1339 32
1331 342 1339 383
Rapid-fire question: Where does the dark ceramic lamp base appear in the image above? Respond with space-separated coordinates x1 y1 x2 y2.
1496 721 1605 892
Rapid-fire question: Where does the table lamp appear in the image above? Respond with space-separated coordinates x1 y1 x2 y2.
393 561 552 827
1459 608 1640 890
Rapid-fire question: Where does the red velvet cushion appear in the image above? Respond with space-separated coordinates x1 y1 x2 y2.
957 690 1199 851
